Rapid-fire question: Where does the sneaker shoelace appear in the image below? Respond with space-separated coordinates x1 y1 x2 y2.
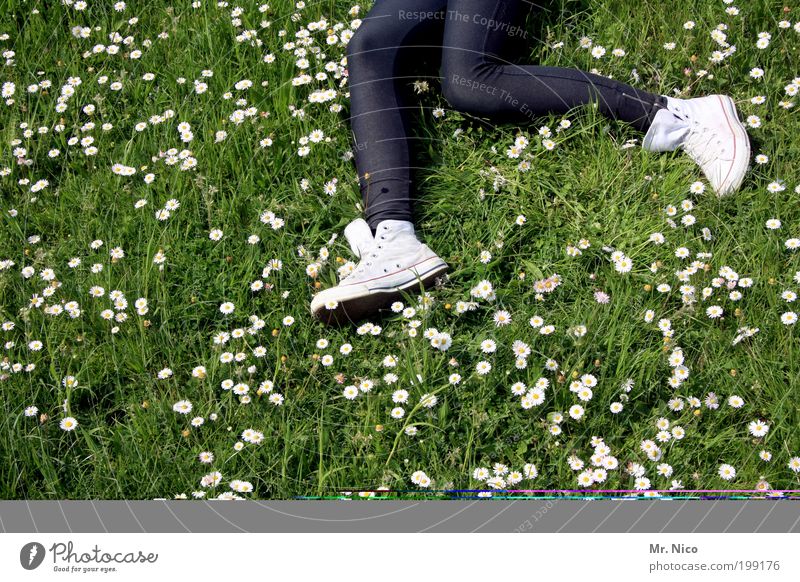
343 237 387 280
682 122 728 167
343 227 416 282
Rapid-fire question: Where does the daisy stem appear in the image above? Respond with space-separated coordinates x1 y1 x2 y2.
384 382 449 468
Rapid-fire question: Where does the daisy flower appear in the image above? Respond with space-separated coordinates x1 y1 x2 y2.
748 420 769 437
392 389 409 403
420 394 437 408
473 467 490 481
614 255 633 273
480 339 497 353
577 471 594 487
727 395 744 408
746 115 761 128
476 361 492 375
493 310 512 326
173 400 193 414
569 404 585 420
512 340 531 358
59 417 78 431
594 290 610 304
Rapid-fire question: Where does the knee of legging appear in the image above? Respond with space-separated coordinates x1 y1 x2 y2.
345 21 402 66
440 61 497 115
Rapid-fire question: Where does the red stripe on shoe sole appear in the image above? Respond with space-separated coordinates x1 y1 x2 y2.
716 95 741 194
340 255 444 287
368 261 449 291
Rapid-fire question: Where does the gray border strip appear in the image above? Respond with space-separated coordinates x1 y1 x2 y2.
0 501 799 533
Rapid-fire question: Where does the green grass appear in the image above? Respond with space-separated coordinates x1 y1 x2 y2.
0 0 799 499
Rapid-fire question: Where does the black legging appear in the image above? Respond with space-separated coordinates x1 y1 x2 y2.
346 0 669 231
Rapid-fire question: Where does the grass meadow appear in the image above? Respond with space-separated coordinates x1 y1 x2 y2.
1 0 799 499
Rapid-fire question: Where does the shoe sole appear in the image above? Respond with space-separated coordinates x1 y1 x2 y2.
312 258 449 325
715 95 750 196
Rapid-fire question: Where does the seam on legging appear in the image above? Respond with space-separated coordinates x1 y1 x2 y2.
384 43 648 109
365 196 420 211
489 66 659 124
620 91 662 129
359 176 412 186
487 67 634 93
440 43 621 122
346 73 443 92
357 164 433 185
349 7 448 219
346 105 431 124
481 1 507 56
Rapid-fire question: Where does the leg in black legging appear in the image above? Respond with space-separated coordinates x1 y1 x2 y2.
346 0 670 232
346 0 447 232
440 0 668 131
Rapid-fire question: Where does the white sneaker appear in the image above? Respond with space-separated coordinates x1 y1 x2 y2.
643 95 750 197
310 219 449 324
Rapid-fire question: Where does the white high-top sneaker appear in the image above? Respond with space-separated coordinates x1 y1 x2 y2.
643 95 750 197
310 218 449 324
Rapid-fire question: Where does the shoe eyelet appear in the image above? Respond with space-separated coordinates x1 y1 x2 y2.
396 264 400 268
380 236 385 239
